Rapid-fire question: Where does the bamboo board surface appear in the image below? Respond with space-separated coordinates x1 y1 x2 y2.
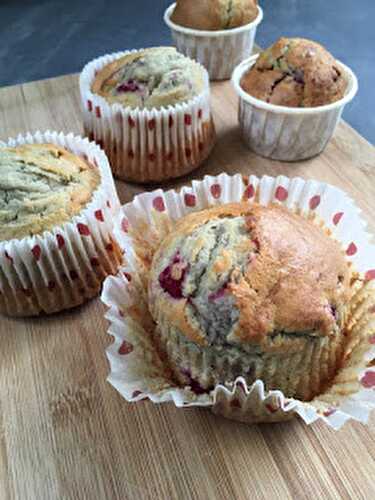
0 73 375 500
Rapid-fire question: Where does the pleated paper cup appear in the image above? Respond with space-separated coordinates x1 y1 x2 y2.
101 173 375 429
232 55 358 161
0 131 123 317
80 50 216 184
164 3 263 81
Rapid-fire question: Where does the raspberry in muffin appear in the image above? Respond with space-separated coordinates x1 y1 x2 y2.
171 0 259 31
92 47 205 110
148 203 353 401
241 37 347 107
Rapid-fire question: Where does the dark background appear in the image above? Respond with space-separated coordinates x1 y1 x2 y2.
0 0 374 143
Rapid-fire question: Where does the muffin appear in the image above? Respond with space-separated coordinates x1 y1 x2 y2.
81 47 215 183
241 37 347 107
164 2 263 80
0 137 122 317
1 144 99 240
92 47 205 110
232 37 357 160
171 0 258 31
148 202 353 401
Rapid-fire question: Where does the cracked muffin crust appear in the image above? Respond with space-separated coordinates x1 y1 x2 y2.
149 203 353 400
0 144 100 241
171 0 258 31
92 47 205 110
241 37 347 107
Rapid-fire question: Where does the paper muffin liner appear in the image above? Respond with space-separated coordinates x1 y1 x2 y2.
151 310 353 403
232 56 358 161
101 173 375 429
0 131 123 316
80 49 216 184
164 3 263 81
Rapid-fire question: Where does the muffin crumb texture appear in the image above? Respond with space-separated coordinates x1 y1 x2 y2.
241 37 347 107
92 47 205 110
171 0 258 31
149 203 353 400
0 144 100 241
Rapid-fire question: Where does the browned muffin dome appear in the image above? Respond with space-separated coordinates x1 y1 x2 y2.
241 37 347 107
149 203 353 400
171 0 258 31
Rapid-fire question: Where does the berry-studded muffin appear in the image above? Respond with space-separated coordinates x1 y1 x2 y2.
92 47 205 110
81 47 215 183
0 137 122 317
148 202 352 401
241 37 347 107
170 0 258 31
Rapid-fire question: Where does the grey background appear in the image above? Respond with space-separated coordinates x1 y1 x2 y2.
0 0 374 143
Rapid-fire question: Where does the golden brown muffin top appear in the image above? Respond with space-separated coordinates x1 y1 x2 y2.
241 37 347 107
92 47 205 110
0 144 100 241
150 203 352 348
170 0 258 31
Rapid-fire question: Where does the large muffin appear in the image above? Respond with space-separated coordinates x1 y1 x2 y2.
92 47 205 110
148 203 352 401
0 142 122 316
171 0 259 31
241 37 347 107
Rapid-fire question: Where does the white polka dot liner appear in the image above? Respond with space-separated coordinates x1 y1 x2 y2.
101 173 375 429
0 131 122 316
79 49 215 183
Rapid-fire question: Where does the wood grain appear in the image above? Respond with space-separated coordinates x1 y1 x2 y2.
0 74 374 500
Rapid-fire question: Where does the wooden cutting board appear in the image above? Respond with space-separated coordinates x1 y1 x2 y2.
0 74 375 500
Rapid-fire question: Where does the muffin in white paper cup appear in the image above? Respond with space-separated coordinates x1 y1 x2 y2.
0 131 123 317
232 55 358 161
164 3 263 81
101 173 375 429
80 48 216 184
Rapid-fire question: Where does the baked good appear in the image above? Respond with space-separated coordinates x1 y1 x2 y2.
148 202 352 401
82 47 215 183
0 141 122 316
241 37 347 107
0 144 100 240
92 47 205 110
171 0 258 31
165 1 262 81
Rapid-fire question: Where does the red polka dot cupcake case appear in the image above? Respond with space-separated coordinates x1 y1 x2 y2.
80 48 216 184
0 131 123 317
102 173 375 429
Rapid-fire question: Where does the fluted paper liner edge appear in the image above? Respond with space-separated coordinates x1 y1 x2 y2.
101 173 375 429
